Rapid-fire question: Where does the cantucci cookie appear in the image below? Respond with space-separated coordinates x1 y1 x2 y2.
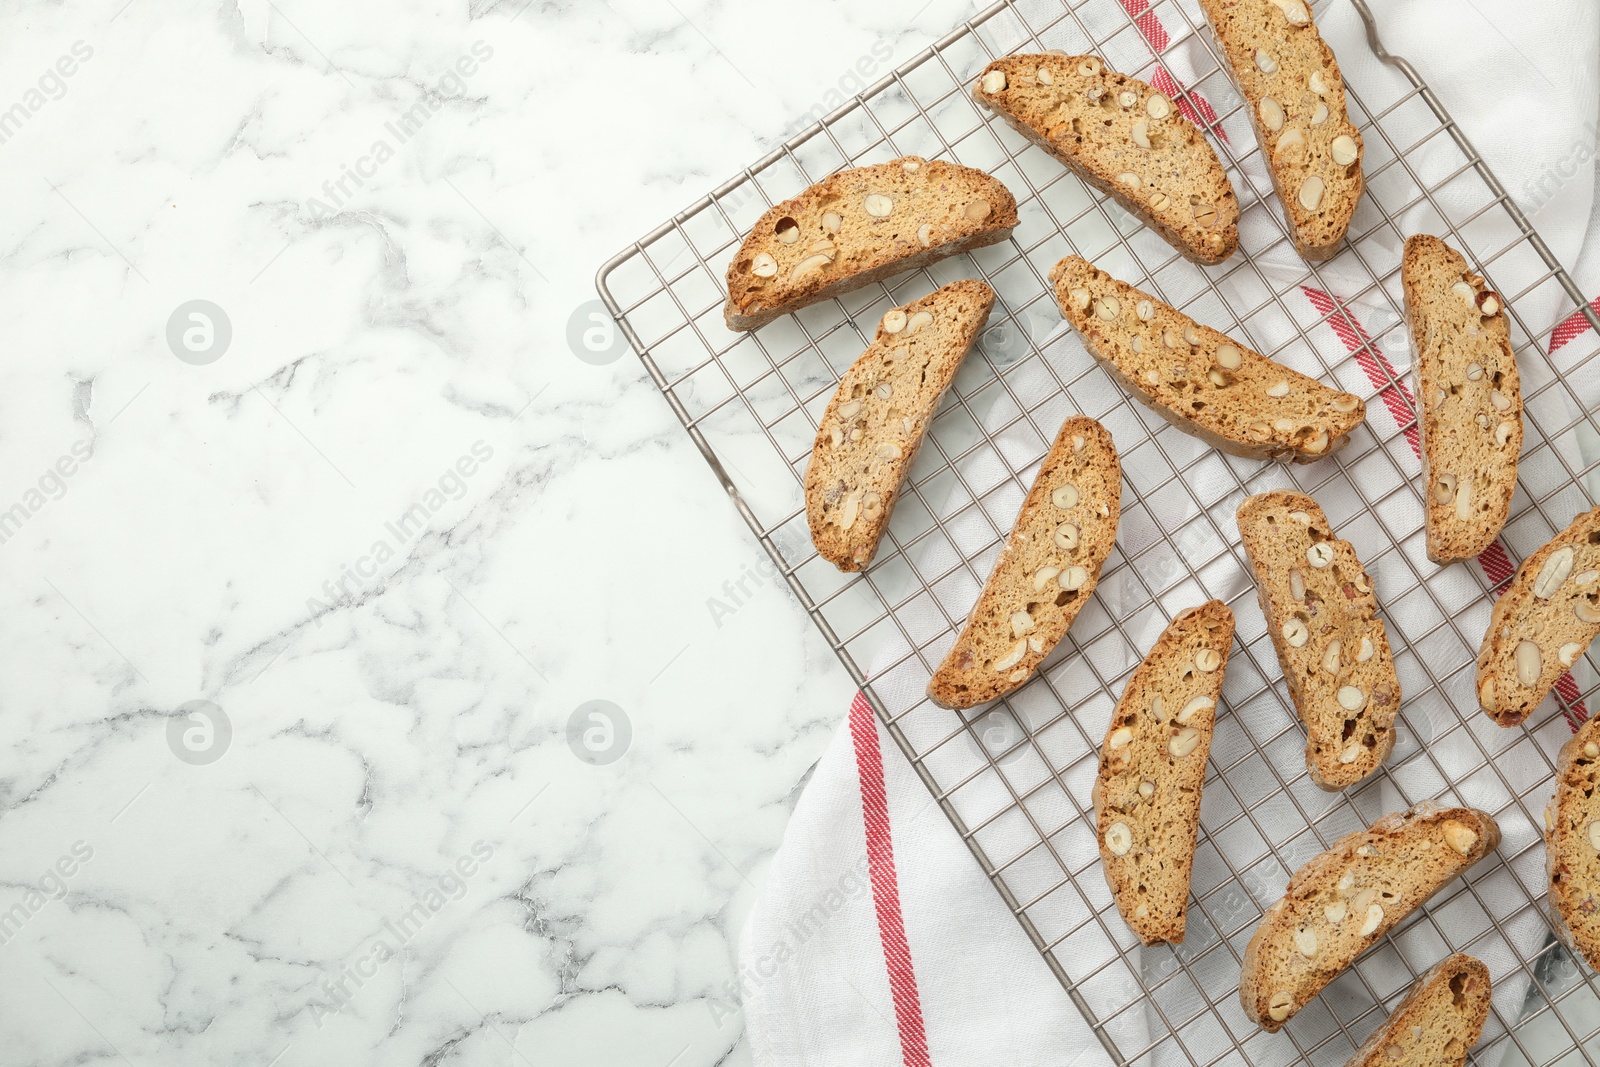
804 280 996 571
927 416 1120 709
723 156 1018 331
1343 954 1490 1067
1052 256 1364 462
1237 492 1400 789
1240 803 1500 1031
1546 713 1600 971
1093 601 1233 944
1475 505 1600 726
1198 0 1363 261
1403 234 1522 565
974 54 1238 264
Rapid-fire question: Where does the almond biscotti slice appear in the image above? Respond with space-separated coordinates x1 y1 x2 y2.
1240 803 1500 1031
723 157 1019 331
1198 0 1363 261
1403 235 1523 565
927 416 1121 709
1093 600 1234 944
1546 714 1600 971
1343 954 1490 1067
804 280 996 571
1237 492 1400 789
974 54 1238 265
1052 256 1364 462
1476 505 1600 726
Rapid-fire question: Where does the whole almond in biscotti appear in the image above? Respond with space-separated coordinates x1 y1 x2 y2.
1403 235 1522 565
1240 803 1500 1032
1476 505 1600 726
1093 600 1233 945
1051 256 1364 462
1545 713 1600 973
723 156 1018 331
1342 954 1490 1067
927 416 1121 709
974 54 1238 265
805 280 996 571
1198 0 1363 261
1237 492 1400 789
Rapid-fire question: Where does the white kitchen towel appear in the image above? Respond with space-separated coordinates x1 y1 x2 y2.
739 693 1126 1067
741 1 1600 1065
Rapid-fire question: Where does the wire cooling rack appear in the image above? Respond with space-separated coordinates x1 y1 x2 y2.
597 0 1600 1063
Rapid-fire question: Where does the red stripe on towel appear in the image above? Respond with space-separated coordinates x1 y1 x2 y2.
1548 297 1600 355
849 693 932 1067
1301 286 1421 453
1118 0 1170 51
1302 286 1587 729
1151 66 1228 139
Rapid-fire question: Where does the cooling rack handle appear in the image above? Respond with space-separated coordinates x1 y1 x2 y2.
1348 0 1407 71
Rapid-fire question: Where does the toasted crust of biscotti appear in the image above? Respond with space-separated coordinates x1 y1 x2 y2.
1051 257 1364 461
1198 0 1363 261
1093 601 1233 944
1237 492 1401 789
1475 506 1600 726
1545 714 1600 973
927 417 1121 709
804 280 995 570
974 54 1238 265
1240 803 1500 1031
1402 235 1523 564
1343 954 1490 1067
723 157 1018 331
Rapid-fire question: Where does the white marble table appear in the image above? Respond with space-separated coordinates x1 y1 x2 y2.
1 1 1576 1064
0 0 941 1061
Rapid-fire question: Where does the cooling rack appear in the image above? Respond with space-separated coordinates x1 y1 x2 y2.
596 0 1600 1063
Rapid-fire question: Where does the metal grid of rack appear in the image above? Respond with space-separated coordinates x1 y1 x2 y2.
597 0 1600 1063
